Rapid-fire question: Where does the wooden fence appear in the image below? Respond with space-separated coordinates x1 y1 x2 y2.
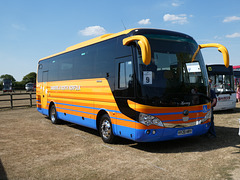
0 93 36 109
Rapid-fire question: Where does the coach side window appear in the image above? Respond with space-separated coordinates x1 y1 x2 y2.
117 60 134 97
94 39 115 78
37 64 43 82
60 61 73 80
38 60 48 82
49 59 58 81
74 47 95 79
119 61 133 89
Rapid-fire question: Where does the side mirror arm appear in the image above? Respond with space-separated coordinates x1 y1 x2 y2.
192 43 229 68
123 35 151 65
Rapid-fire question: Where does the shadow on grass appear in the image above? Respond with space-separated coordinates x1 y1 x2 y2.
44 116 99 137
130 126 240 153
45 116 240 153
60 120 240 153
0 159 8 180
63 121 135 145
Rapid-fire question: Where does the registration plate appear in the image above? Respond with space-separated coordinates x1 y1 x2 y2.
177 129 193 136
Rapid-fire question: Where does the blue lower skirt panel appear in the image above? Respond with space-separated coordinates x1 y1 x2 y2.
57 111 97 130
37 107 48 116
133 122 210 142
113 122 210 142
37 107 97 130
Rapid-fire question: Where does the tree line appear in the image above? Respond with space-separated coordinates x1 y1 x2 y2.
0 72 36 90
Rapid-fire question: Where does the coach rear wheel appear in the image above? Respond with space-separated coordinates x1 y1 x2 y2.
99 114 116 144
49 104 60 124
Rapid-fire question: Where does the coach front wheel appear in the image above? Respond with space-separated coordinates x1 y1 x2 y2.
49 105 60 124
99 114 116 144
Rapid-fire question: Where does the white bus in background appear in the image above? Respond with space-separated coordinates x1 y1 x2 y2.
206 64 236 111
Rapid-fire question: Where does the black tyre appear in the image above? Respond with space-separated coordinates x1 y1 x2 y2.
99 114 116 144
49 104 60 124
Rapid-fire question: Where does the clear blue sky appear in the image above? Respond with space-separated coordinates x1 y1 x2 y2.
1 0 240 81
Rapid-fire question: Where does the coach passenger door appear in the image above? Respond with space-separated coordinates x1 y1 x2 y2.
115 57 134 98
41 71 48 113
114 57 136 139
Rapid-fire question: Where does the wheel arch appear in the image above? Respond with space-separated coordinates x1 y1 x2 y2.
48 101 55 117
96 109 110 132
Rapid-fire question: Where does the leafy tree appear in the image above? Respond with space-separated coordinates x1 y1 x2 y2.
22 72 36 84
14 81 25 90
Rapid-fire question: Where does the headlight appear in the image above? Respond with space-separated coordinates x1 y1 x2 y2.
139 113 164 127
201 110 211 123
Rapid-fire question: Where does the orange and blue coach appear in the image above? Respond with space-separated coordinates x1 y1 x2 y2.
36 28 229 143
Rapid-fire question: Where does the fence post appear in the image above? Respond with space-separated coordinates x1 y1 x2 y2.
10 94 13 109
0 92 36 109
30 93 32 107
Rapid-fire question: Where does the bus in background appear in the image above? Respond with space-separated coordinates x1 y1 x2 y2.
233 65 240 71
233 65 240 89
233 71 240 88
2 79 13 92
206 64 236 111
37 28 229 143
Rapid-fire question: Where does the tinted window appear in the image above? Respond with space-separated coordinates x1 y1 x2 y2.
94 39 115 78
59 58 73 80
38 36 131 82
74 47 95 79
37 60 48 82
119 62 125 88
116 35 132 58
42 71 48 82
49 58 58 81
119 61 133 89
135 34 208 106
116 59 134 97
